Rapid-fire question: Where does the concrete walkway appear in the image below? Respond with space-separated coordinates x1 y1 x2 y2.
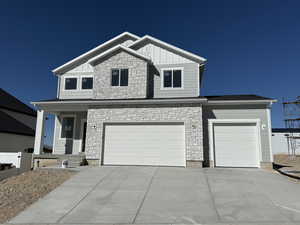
8 166 300 224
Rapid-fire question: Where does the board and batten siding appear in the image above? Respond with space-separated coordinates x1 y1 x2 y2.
135 43 194 65
53 112 87 155
151 63 200 98
202 104 272 165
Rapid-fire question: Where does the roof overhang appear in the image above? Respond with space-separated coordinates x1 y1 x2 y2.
205 99 277 105
88 45 151 66
129 35 207 64
52 32 140 75
31 98 207 112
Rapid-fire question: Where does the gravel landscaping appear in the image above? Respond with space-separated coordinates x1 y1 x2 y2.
0 168 76 223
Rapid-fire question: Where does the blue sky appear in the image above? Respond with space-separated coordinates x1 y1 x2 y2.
1 0 299 145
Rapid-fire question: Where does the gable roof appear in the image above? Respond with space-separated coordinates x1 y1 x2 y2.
88 45 151 66
0 111 35 136
129 35 207 64
52 32 140 75
0 88 36 117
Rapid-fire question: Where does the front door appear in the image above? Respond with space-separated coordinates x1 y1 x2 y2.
81 122 87 152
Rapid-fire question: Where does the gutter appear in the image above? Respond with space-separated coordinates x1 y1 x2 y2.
31 98 208 106
205 99 277 105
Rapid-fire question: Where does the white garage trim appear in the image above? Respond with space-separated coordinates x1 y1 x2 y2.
208 119 262 168
102 122 186 167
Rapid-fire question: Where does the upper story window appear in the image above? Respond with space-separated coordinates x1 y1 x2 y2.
64 78 77 90
111 69 128 86
60 116 75 139
81 77 93 90
162 68 183 89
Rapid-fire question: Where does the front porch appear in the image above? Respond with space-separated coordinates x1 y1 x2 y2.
33 103 89 156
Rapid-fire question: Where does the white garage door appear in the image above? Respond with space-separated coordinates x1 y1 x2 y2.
103 123 185 166
213 123 259 167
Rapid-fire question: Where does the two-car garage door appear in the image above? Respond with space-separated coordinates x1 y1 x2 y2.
103 123 185 166
212 122 260 167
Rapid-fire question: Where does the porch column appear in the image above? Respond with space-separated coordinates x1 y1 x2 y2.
34 109 45 155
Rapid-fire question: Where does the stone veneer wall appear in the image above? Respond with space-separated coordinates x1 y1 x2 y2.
85 103 203 165
93 50 148 99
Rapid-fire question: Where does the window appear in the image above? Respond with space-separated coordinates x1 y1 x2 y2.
162 68 183 88
61 117 75 139
111 69 128 86
65 78 77 90
81 77 93 89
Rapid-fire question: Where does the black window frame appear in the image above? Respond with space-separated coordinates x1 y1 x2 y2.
162 68 183 89
111 68 129 87
81 77 93 90
60 117 75 139
64 77 78 90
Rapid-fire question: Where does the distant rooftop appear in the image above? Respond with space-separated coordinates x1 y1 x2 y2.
0 88 36 116
0 111 35 136
272 128 300 133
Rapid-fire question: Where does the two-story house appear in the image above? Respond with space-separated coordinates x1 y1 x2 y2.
32 32 276 168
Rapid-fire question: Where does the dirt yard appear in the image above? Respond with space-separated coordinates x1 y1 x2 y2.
0 168 75 223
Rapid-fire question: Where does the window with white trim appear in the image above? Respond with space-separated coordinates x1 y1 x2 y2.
111 68 128 86
61 117 75 139
64 78 77 90
81 77 93 89
162 68 183 88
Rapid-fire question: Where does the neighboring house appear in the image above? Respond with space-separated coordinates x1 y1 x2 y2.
0 88 37 152
32 32 276 168
272 128 300 155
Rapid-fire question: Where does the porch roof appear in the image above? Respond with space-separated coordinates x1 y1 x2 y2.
31 95 276 112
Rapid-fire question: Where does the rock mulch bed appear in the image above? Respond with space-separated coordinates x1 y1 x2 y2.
0 168 76 223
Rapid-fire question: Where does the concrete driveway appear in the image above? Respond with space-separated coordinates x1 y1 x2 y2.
9 166 300 224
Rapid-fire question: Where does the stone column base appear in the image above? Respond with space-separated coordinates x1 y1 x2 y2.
260 162 273 170
209 160 215 168
87 159 100 166
186 160 203 168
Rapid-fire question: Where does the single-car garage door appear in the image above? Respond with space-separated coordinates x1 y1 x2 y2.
212 122 260 167
103 123 185 166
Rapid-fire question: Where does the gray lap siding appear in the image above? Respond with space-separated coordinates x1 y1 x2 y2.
85 103 203 165
150 63 200 98
202 104 272 166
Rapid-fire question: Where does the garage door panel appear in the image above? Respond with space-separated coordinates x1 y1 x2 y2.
213 123 259 167
103 123 185 166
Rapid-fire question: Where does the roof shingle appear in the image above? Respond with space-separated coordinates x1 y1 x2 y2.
0 88 36 116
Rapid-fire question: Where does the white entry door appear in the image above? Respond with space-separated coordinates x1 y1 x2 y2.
213 122 260 167
103 123 185 166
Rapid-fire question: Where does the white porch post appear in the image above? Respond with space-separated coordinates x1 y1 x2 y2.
34 109 45 155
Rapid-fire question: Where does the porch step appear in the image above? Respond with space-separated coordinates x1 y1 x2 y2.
57 154 86 167
33 154 87 168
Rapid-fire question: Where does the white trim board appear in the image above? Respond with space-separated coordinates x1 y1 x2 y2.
88 45 151 65
129 35 207 64
52 32 140 74
208 119 262 168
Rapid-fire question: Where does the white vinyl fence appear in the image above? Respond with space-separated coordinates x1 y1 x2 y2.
0 152 32 172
